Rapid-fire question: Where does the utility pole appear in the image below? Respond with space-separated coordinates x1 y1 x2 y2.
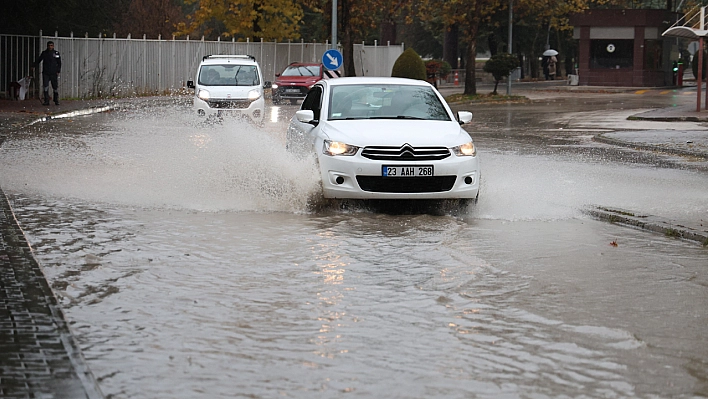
332 0 338 49
507 0 513 95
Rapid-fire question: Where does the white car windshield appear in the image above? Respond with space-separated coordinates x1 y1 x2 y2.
199 65 260 86
328 84 451 121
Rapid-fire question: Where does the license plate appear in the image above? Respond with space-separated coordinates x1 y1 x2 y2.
382 165 434 177
285 89 300 93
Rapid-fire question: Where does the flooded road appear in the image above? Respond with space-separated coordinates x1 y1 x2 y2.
1 95 707 398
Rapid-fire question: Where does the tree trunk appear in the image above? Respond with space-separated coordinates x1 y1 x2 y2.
463 2 481 96
380 17 396 45
443 24 459 69
341 0 356 76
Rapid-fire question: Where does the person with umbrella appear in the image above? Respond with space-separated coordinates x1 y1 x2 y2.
543 49 558 80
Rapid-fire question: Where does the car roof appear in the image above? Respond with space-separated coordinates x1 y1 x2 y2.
200 55 259 66
286 62 321 67
320 76 433 88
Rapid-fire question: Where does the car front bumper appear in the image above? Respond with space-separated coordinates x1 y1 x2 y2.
193 96 264 122
316 151 480 200
272 86 309 99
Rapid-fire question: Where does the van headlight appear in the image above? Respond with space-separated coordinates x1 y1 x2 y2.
271 83 279 89
248 89 261 101
197 89 210 101
452 142 476 156
323 140 359 156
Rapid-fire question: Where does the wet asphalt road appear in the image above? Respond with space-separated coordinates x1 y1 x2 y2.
0 91 707 398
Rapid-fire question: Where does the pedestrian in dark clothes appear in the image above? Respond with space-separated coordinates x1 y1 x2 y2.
32 41 62 106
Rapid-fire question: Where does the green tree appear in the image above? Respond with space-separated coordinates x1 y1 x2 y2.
301 0 413 76
417 0 501 95
115 0 186 38
176 0 303 41
483 52 518 94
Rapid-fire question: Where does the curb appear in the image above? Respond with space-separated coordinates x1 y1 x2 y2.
586 206 708 247
0 186 105 398
627 115 708 122
592 133 708 160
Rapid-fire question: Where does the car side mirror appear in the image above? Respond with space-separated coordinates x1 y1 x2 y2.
187 80 195 89
275 73 281 77
263 81 272 89
295 110 317 125
457 111 473 125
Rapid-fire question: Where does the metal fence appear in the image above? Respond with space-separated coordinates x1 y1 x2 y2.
1 33 404 100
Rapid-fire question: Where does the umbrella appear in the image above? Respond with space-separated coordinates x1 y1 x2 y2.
543 49 558 56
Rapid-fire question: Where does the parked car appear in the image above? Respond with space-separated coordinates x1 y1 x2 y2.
271 62 324 105
187 55 270 124
286 77 480 203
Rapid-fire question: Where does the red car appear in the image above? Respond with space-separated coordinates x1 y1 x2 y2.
271 62 324 105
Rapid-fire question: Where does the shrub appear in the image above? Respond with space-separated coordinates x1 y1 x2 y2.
483 53 519 94
425 59 452 79
391 48 427 81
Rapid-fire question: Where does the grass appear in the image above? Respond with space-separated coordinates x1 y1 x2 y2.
664 228 681 238
445 92 529 104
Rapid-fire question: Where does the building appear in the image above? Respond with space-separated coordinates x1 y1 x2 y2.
570 9 678 87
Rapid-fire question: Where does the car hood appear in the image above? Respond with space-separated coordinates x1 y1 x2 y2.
321 119 471 147
276 76 320 85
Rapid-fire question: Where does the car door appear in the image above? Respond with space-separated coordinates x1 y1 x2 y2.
286 85 323 154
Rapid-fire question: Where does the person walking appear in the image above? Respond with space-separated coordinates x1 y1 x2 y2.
542 56 550 80
32 41 62 106
548 55 558 80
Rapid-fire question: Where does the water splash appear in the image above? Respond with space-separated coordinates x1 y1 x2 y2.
1 105 320 213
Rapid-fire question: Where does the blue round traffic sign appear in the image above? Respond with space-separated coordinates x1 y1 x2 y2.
322 49 343 71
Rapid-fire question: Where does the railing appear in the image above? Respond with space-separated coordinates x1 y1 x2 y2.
1 33 404 100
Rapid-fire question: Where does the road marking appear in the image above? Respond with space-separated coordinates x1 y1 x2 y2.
635 90 648 94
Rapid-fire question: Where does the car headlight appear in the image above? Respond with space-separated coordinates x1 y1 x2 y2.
271 83 279 89
452 142 476 157
248 89 261 101
197 89 210 101
323 140 359 156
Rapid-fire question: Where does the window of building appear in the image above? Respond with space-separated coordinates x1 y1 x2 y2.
590 39 633 69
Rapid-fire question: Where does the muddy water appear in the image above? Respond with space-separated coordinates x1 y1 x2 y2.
1 102 707 398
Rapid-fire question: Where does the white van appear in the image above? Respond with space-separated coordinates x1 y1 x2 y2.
187 55 270 124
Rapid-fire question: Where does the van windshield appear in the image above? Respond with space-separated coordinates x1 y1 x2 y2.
199 65 260 86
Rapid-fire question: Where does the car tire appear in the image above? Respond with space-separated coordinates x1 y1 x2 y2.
289 99 299 105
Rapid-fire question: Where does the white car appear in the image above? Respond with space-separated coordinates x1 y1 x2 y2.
187 55 268 124
287 77 480 202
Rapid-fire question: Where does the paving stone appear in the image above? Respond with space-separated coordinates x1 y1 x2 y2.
0 188 103 398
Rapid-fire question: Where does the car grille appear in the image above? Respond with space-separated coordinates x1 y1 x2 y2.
356 176 457 193
207 99 253 109
361 144 451 161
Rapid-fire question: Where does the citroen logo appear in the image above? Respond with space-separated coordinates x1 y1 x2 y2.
400 143 415 158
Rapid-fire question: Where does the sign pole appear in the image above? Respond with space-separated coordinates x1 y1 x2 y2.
332 0 337 50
